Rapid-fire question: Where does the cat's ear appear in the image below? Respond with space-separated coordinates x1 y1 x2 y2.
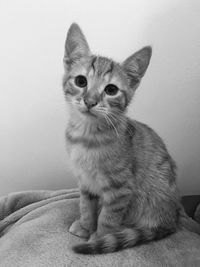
64 23 91 67
122 46 152 88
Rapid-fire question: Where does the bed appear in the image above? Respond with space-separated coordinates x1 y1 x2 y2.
0 188 200 267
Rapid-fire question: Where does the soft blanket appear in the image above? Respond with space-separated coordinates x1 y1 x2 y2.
0 189 200 267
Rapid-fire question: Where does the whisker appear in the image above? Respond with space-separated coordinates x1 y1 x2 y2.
106 114 119 138
107 111 134 136
96 108 119 138
104 114 111 129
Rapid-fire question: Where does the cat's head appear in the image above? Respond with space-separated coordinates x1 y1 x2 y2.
63 23 151 121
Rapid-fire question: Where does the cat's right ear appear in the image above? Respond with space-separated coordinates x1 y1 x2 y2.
64 23 91 68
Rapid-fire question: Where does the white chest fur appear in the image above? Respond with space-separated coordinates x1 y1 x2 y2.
68 143 108 195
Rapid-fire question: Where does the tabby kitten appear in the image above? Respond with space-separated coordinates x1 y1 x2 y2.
63 23 180 254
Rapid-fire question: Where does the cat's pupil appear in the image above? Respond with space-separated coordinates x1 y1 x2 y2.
75 75 87 88
105 84 119 96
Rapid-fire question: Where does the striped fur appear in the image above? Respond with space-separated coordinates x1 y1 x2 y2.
73 227 177 254
63 23 181 254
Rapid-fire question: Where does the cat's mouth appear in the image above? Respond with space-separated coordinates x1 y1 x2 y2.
83 110 97 118
78 106 97 117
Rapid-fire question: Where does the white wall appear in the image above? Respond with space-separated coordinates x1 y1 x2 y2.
0 0 200 196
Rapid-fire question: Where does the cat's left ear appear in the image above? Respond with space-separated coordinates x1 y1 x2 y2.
64 23 91 68
122 46 152 88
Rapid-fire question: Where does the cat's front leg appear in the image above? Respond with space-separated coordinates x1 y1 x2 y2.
95 191 131 237
69 188 98 238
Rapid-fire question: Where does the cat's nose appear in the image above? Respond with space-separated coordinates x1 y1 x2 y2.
84 98 98 109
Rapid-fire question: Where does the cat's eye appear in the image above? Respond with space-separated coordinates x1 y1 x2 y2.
104 84 119 96
74 75 87 88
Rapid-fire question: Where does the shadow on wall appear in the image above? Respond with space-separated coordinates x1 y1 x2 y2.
129 0 200 195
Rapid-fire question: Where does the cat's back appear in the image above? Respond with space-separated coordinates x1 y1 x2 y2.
129 119 168 152
128 118 176 174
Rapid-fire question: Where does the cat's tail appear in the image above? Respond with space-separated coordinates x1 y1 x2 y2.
72 227 175 254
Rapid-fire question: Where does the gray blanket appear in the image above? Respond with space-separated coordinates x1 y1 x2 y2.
0 188 200 267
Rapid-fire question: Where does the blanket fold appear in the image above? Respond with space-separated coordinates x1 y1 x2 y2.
0 189 200 267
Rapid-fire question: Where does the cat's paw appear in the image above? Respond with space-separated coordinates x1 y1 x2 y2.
69 220 89 238
88 231 98 242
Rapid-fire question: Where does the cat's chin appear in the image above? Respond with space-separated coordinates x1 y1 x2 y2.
78 109 98 119
73 111 94 123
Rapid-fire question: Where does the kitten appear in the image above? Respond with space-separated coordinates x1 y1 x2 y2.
63 23 180 254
